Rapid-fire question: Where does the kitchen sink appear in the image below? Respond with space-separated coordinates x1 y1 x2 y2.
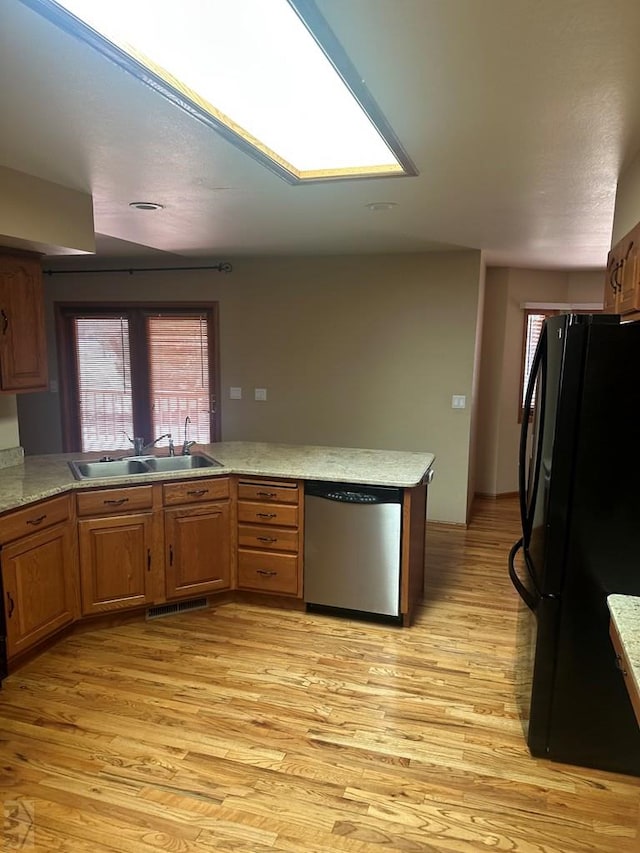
144 454 222 472
69 453 222 480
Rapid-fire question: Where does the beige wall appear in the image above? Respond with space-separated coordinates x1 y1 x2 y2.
476 268 604 497
0 395 19 449
0 166 94 255
18 251 484 525
612 150 640 245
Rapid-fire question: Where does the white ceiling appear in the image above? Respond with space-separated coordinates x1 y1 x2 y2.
2 0 640 269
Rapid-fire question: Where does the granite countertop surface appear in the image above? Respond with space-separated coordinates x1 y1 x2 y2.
607 594 640 700
0 441 436 515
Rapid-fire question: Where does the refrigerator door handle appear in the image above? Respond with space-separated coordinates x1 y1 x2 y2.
509 538 539 612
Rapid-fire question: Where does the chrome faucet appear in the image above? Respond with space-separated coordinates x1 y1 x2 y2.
182 416 195 455
125 431 172 455
143 432 172 454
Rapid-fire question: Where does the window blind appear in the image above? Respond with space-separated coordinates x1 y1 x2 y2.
147 315 211 442
75 316 134 451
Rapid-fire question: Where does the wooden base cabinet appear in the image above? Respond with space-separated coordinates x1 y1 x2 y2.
76 485 161 615
163 477 231 599
236 478 303 597
2 521 77 659
0 494 78 661
78 513 157 615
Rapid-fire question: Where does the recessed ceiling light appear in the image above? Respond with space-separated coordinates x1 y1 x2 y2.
366 202 398 211
128 201 164 211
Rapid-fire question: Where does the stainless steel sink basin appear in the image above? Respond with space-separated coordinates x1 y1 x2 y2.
69 452 222 480
70 458 151 480
144 454 221 472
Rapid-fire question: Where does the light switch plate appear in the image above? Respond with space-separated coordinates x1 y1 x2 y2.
229 386 242 399
254 388 267 401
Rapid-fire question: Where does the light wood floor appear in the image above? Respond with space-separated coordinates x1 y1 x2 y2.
1 496 639 852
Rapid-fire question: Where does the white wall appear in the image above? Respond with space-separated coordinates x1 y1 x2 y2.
18 251 484 525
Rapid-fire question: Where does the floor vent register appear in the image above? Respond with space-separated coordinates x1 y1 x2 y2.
146 597 209 620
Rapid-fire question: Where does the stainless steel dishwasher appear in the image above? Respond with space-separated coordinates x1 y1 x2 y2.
304 480 402 620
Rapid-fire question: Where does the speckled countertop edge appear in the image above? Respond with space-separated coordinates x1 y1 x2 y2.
0 441 435 515
607 594 640 699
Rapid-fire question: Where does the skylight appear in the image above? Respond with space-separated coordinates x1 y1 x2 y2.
32 0 416 183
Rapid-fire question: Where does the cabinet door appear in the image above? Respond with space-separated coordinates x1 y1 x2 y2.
604 250 621 313
78 513 155 615
2 522 77 659
618 239 640 315
165 502 230 599
0 253 48 392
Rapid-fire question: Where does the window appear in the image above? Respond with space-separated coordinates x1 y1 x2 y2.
56 303 219 453
519 309 555 422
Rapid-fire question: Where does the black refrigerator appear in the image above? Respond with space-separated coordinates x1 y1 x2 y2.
509 312 640 776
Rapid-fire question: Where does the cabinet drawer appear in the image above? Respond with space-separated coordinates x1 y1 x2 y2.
163 477 229 506
238 524 298 553
238 550 299 595
237 481 299 504
77 485 154 517
237 501 298 527
0 494 70 545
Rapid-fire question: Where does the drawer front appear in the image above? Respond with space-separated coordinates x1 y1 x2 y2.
237 481 299 505
238 550 299 595
163 477 229 506
237 501 298 527
0 494 71 544
238 524 298 553
77 485 154 517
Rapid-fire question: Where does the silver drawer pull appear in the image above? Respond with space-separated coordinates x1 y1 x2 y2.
104 498 128 506
187 489 208 497
257 536 278 543
256 512 276 519
257 569 277 577
257 491 277 498
27 514 47 526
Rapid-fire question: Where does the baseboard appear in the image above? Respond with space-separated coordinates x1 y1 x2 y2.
474 491 518 500
427 520 468 531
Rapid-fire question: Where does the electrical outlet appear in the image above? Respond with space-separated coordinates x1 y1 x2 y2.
451 395 466 409
254 388 267 401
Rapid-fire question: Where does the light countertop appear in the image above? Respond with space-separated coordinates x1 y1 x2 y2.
607 594 640 709
0 441 436 515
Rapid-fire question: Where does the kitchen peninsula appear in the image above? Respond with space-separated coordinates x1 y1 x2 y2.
0 442 435 510
0 442 435 676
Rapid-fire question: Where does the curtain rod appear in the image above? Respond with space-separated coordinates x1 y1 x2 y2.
43 262 232 276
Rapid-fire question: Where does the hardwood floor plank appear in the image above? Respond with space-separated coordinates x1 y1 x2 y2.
1 496 638 852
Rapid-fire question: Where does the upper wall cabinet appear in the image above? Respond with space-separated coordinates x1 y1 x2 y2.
0 250 48 393
604 223 640 317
